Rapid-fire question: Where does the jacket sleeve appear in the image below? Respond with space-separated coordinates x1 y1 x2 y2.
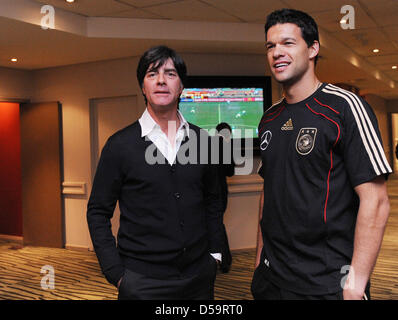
340 95 391 187
86 137 125 287
203 136 225 253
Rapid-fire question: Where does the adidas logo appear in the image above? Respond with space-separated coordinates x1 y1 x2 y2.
281 118 294 131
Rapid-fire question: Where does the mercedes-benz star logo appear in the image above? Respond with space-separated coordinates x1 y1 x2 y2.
260 130 272 151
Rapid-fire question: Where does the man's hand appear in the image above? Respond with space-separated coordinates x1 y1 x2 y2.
343 287 365 300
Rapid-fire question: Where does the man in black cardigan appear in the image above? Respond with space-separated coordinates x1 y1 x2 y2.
87 46 224 300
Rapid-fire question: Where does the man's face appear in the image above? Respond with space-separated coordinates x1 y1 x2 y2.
142 58 183 110
266 23 317 85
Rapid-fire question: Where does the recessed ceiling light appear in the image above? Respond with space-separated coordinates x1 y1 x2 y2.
66 0 75 3
373 48 380 53
393 66 398 70
11 58 17 62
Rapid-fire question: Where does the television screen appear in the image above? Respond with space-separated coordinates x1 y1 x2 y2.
178 76 271 156
179 87 264 139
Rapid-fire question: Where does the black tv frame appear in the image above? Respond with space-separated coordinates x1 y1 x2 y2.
181 75 272 156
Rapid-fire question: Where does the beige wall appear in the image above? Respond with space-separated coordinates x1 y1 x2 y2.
387 99 398 114
0 67 32 101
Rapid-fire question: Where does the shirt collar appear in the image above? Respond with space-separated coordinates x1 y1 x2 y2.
139 108 190 138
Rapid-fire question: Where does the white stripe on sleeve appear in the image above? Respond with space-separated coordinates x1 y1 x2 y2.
322 85 392 175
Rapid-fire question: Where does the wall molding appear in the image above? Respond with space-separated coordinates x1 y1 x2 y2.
65 244 91 252
0 234 23 244
227 174 262 194
0 97 30 103
62 182 87 195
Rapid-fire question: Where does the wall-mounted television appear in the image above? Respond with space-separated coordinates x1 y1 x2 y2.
179 76 272 156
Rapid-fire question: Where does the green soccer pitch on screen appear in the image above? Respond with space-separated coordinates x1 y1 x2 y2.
179 87 264 139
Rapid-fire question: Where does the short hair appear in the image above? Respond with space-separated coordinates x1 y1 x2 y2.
265 8 319 65
216 122 232 133
136 45 187 89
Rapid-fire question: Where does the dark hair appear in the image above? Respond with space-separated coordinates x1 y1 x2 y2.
265 8 319 65
136 45 187 89
216 122 232 133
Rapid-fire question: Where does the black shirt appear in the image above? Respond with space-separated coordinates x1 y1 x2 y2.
87 121 224 286
257 83 391 294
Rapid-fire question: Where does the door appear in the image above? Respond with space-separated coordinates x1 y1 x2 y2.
0 102 22 237
20 102 63 247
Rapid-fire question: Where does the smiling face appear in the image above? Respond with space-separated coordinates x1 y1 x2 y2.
266 23 319 87
141 58 184 111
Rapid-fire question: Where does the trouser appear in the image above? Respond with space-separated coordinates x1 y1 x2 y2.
220 224 232 273
251 265 371 300
118 255 218 300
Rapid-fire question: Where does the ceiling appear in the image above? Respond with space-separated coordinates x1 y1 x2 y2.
1 0 398 99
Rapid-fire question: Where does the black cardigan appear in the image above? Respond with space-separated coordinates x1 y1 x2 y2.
87 121 224 286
